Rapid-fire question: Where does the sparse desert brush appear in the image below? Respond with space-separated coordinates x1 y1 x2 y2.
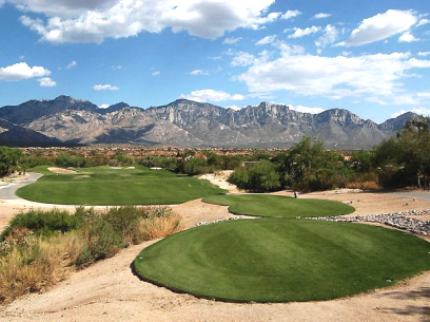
0 232 83 304
138 212 182 241
0 206 182 303
346 180 380 190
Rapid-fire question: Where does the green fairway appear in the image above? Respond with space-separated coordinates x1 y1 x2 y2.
18 166 225 205
134 219 430 302
203 194 355 218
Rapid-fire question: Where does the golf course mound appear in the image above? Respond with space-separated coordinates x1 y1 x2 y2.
134 219 430 302
17 166 225 205
203 194 355 218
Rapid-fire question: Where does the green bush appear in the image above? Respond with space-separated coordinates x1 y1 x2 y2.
81 217 123 261
102 206 145 240
1 209 81 241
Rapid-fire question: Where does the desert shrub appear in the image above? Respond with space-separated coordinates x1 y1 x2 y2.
138 212 182 241
0 206 182 303
1 209 80 241
102 206 145 244
79 217 122 262
143 206 172 219
0 232 83 304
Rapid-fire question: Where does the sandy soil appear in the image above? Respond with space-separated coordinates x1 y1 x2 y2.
1 183 430 321
199 170 240 193
47 167 77 174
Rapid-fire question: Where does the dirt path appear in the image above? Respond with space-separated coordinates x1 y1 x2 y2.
1 182 430 321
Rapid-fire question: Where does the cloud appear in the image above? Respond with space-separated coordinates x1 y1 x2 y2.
16 0 277 43
398 32 419 43
290 104 325 114
341 10 418 47
227 105 241 111
313 13 331 20
281 10 301 20
417 19 430 27
181 89 245 102
66 60 77 69
418 52 430 57
190 69 209 76
93 84 119 91
392 107 430 118
37 77 56 87
0 62 51 81
237 51 430 101
288 26 321 38
256 35 276 45
99 103 110 109
315 25 339 48
231 51 256 67
222 37 242 45
152 71 160 76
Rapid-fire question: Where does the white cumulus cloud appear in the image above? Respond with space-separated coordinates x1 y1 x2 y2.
417 19 430 27
418 51 430 57
288 26 321 38
238 51 430 101
290 104 325 114
0 62 51 81
190 69 209 76
398 32 419 42
15 0 277 43
256 35 276 45
231 52 256 67
93 84 119 91
37 77 56 87
315 25 339 49
222 37 242 45
181 89 245 102
341 10 418 47
392 107 430 118
281 10 301 20
66 60 77 69
313 13 331 20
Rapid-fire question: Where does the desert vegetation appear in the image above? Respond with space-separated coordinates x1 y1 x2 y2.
0 206 181 304
228 117 430 192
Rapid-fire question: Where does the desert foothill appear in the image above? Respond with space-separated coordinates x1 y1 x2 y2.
1 1 430 321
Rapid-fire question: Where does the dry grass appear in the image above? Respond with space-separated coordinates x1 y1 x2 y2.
0 207 182 304
346 180 380 191
138 213 183 241
0 233 83 304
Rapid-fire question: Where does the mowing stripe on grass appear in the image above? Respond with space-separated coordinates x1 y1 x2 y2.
134 219 430 302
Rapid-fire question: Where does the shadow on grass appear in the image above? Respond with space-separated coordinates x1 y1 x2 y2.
378 287 430 322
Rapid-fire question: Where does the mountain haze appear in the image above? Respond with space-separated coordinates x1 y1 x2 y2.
0 96 417 149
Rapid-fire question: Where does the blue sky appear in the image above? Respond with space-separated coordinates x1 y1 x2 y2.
0 0 429 123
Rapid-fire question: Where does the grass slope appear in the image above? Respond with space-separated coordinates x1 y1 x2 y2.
203 194 355 218
18 166 225 205
134 219 430 302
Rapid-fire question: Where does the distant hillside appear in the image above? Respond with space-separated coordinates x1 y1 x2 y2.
0 96 418 149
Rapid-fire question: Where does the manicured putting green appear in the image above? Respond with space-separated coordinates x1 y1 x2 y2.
18 166 225 205
203 194 354 218
134 219 430 302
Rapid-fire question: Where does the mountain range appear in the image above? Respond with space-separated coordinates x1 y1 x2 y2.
0 95 417 149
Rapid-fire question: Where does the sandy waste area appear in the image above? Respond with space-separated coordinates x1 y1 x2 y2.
0 171 429 321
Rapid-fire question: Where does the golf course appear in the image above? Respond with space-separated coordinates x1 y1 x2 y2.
134 194 430 302
16 166 226 205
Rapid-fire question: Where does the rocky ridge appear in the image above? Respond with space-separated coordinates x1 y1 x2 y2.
0 96 418 148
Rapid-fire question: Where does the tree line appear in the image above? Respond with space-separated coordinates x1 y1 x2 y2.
1 116 428 192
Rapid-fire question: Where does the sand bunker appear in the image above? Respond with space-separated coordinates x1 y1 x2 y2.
48 167 77 174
